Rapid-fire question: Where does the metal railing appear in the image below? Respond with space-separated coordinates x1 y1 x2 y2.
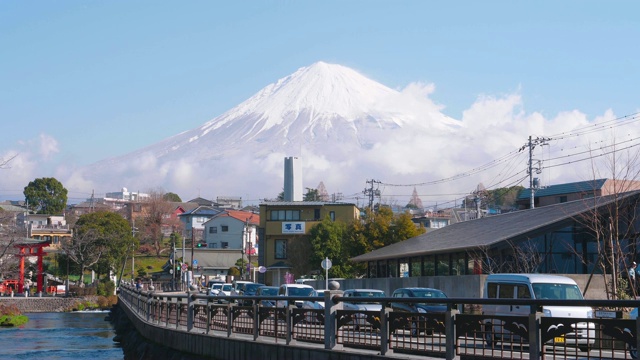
118 285 640 360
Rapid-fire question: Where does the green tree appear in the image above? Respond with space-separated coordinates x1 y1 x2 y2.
304 188 319 201
163 192 182 202
309 217 351 278
23 177 68 214
68 211 135 284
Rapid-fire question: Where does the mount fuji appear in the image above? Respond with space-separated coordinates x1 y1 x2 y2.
69 61 534 204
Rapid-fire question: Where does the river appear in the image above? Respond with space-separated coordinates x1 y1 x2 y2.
0 311 123 359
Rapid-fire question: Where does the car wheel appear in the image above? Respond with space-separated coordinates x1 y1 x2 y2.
629 344 637 359
579 345 591 353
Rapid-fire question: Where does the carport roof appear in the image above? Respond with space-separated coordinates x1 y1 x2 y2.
351 190 640 263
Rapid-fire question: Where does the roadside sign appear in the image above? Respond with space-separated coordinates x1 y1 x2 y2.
192 259 198 266
181 263 188 272
258 266 267 273
321 258 332 270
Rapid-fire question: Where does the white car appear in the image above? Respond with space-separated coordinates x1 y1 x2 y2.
215 284 234 303
276 283 316 308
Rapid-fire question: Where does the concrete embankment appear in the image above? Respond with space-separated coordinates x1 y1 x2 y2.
109 304 203 360
0 296 84 313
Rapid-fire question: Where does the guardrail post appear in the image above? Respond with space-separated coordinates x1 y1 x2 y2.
528 306 540 360
146 289 153 323
286 304 293 345
175 298 180 329
227 302 233 337
636 315 640 354
187 290 195 332
324 290 341 350
206 301 212 335
380 304 389 356
252 301 259 341
445 306 457 360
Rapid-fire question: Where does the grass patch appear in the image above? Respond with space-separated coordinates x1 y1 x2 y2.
0 314 28 327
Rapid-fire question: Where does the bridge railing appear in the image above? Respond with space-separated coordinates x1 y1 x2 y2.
118 284 640 360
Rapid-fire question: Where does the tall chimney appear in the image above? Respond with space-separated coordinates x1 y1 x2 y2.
284 157 302 201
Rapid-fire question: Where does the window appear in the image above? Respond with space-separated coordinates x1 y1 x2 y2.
211 243 218 248
498 284 515 299
209 226 217 234
221 225 229 232
314 209 321 220
221 242 229 248
275 239 287 259
270 210 301 221
329 211 335 221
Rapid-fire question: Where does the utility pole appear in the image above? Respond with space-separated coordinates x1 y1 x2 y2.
131 219 137 282
363 179 381 212
523 135 550 209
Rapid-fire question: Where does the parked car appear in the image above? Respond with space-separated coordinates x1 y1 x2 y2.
254 286 279 307
390 287 448 335
231 280 253 296
276 284 316 308
208 283 224 296
216 283 234 303
301 290 325 323
482 274 595 351
237 282 265 305
342 289 386 329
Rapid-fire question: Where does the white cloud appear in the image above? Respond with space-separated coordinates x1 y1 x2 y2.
38 133 59 159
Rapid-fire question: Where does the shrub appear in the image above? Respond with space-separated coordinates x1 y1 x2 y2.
97 280 115 297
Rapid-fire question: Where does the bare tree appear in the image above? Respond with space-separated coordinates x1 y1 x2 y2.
572 138 640 299
139 190 178 256
61 228 105 285
0 154 17 169
469 240 544 274
0 209 23 278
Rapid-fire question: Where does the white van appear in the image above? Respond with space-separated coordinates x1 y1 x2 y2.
276 284 316 308
482 274 595 351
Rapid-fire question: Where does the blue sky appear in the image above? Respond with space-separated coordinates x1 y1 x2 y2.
1 1 639 202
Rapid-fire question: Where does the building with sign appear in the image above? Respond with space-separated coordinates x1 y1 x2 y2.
257 201 359 286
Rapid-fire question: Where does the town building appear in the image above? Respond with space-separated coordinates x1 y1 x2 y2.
257 201 360 286
352 189 640 278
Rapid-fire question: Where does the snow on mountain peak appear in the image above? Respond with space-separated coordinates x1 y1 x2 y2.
200 61 400 136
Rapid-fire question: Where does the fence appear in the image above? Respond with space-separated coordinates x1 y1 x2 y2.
118 284 640 360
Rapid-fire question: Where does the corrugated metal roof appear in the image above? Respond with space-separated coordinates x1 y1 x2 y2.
518 179 607 200
352 190 640 262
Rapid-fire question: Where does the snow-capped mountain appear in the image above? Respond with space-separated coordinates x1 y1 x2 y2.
71 61 505 203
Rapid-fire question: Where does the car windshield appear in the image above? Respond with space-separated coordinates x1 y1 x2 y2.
221 284 232 291
245 284 264 292
258 288 278 296
288 287 315 297
352 291 385 298
532 283 584 300
411 289 447 305
212 284 222 290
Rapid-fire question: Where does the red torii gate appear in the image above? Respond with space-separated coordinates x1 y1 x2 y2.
14 238 51 294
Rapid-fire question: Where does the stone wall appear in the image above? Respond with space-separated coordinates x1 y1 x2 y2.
0 297 83 313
